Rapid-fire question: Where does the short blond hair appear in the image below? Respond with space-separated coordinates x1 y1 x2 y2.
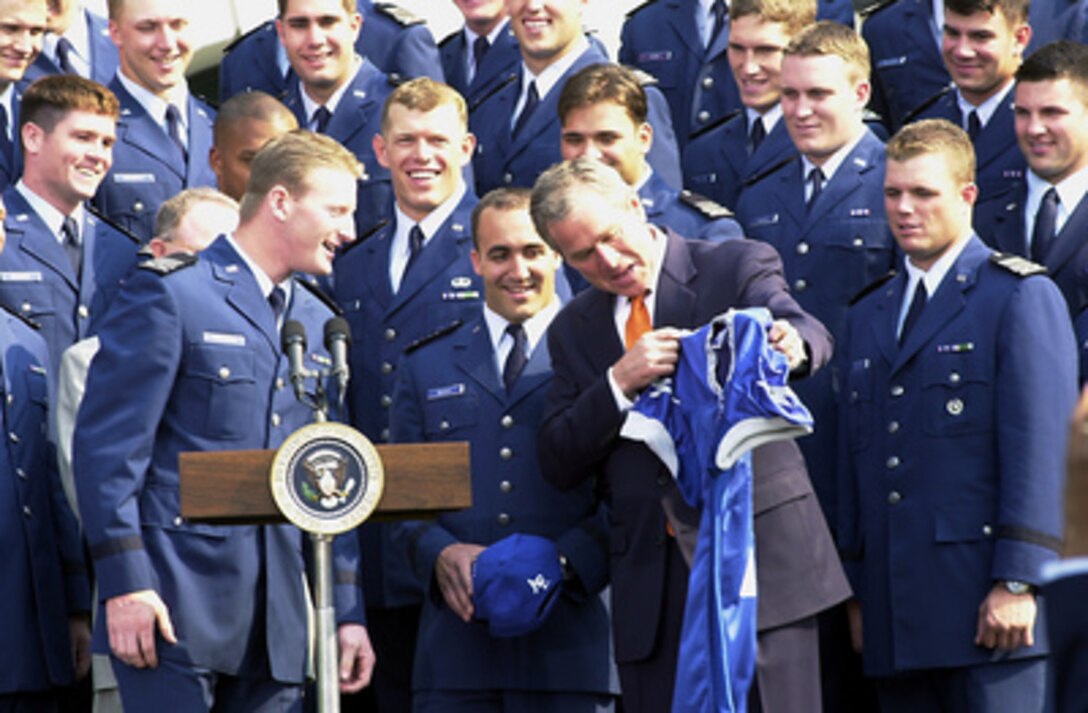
886 119 976 186
380 77 468 135
731 0 817 36
156 188 238 243
785 21 870 83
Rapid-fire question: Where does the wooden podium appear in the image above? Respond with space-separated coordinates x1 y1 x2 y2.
179 440 471 712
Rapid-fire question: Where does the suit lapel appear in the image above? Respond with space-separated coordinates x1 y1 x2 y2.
455 319 505 403
804 133 881 230
655 231 698 329
985 183 1028 255
666 0 705 59
209 238 279 353
8 192 78 288
870 273 903 367
388 198 474 316
507 327 552 408
772 163 807 230
1048 193 1088 274
327 65 380 146
361 225 395 310
111 80 184 180
579 289 624 372
975 95 1017 171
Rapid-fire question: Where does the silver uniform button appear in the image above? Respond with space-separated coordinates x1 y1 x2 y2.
982 524 993 536
503 173 513 184
499 446 513 460
381 362 393 375
697 110 710 123
218 366 231 380
499 480 513 493
701 75 714 89
497 513 511 526
888 421 900 434
500 415 514 428
271 413 281 427
5 393 12 405
887 491 902 505
8 432 18 443
380 428 390 442
15 467 26 479
440 420 450 431
174 516 183 526
796 242 809 255
23 505 32 517
946 398 964 416
380 395 392 408
948 371 961 384
78 304 89 319
886 456 900 469
384 328 396 342
20 301 30 313
853 237 864 247
794 279 807 292
133 201 144 212
890 385 904 397
275 377 285 390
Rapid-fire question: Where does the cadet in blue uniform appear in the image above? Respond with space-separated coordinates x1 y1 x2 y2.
279 0 395 240
209 91 299 203
974 42 1088 381
862 0 951 133
0 76 138 380
0 194 91 713
74 131 373 712
471 0 682 195
682 0 811 210
332 78 483 713
25 1 118 86
440 0 519 110
389 188 614 712
0 0 48 193
94 0 216 242
839 119 1075 713
219 0 442 103
558 63 741 249
906 0 1030 212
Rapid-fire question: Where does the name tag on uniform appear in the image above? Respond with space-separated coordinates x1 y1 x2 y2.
426 383 465 401
875 56 908 69
203 331 246 346
749 213 779 228
113 172 156 184
442 290 480 301
638 50 673 62
849 208 872 217
0 271 42 282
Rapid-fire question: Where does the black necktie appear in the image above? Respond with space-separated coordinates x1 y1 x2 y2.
472 35 490 76
899 280 927 345
513 80 539 137
165 104 187 161
806 167 825 212
403 224 425 282
502 323 528 391
56 37 76 75
0 105 12 166
312 105 332 134
749 116 765 155
268 286 286 323
61 216 81 277
709 0 729 48
1031 187 1059 264
966 110 981 141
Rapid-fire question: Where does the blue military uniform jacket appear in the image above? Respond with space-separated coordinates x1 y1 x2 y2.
974 179 1088 381
470 44 682 194
388 315 612 693
838 236 1076 675
1042 569 1088 713
682 111 796 211
0 309 89 694
93 77 217 242
440 22 521 112
73 237 363 684
0 85 24 193
218 0 442 102
639 170 742 242
736 130 896 520
0 188 140 380
284 63 394 238
911 86 1025 211
333 190 483 607
862 0 951 133
24 9 119 86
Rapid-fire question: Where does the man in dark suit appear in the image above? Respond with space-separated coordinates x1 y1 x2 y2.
839 118 1075 713
530 157 850 713
682 0 811 211
332 77 483 713
908 0 1030 210
389 188 614 712
470 0 681 195
25 0 119 86
74 130 374 712
279 0 394 239
0 75 138 379
219 0 443 103
93 0 216 242
974 41 1088 382
0 0 48 192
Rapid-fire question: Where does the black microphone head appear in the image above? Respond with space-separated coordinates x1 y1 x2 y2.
282 319 307 351
324 316 352 348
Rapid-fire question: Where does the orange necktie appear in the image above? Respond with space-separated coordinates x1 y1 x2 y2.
625 293 652 349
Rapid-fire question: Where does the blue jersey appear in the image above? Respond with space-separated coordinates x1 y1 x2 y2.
622 308 812 713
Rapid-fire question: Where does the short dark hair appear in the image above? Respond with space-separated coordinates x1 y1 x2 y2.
470 188 532 250
557 63 648 126
1016 40 1088 98
214 90 299 146
19 75 120 137
945 0 1030 25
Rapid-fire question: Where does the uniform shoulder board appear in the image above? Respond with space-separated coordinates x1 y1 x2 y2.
859 0 898 18
404 319 464 355
295 276 344 315
439 30 459 48
387 72 405 87
222 21 272 54
849 269 897 306
627 66 659 88
688 108 743 142
339 218 391 257
138 252 199 276
743 153 799 187
626 0 661 18
0 302 41 331
678 190 734 220
901 84 955 125
990 252 1047 277
373 2 425 27
86 204 141 245
469 72 519 113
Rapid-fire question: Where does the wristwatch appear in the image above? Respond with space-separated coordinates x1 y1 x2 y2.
1001 580 1034 595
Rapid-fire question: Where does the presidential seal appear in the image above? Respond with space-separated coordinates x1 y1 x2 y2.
270 422 384 534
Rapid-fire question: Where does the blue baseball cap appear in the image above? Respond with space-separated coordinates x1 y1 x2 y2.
472 533 563 638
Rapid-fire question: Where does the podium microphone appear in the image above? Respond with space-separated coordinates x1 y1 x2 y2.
324 317 352 400
282 319 308 402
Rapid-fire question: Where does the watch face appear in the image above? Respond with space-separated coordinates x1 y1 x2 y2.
1004 580 1031 595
